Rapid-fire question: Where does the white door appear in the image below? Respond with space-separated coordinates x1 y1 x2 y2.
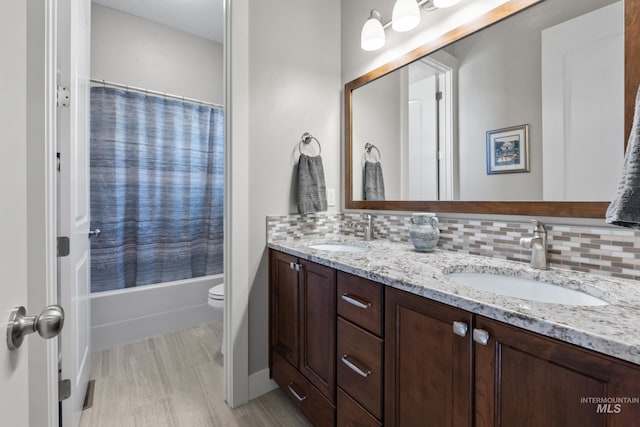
58 0 93 426
2 1 59 427
1 2 32 424
541 1 624 201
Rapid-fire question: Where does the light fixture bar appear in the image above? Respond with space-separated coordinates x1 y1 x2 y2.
361 0 462 51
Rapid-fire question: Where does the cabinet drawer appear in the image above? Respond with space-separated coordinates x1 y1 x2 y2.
337 271 383 336
337 388 382 427
337 318 383 421
272 351 335 427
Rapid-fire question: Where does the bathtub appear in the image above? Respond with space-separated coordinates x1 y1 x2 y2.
90 274 224 352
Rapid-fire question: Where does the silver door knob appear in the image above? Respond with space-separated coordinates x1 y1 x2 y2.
88 228 101 238
6 305 65 350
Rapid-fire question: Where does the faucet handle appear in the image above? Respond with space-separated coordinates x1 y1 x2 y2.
530 219 547 233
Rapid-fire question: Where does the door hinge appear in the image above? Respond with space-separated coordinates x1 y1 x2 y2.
435 91 443 101
57 236 70 257
57 86 70 107
57 153 61 172
59 378 71 402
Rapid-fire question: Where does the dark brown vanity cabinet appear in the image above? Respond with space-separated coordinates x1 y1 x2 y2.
385 287 640 427
269 250 336 426
270 250 640 426
336 271 384 426
474 316 640 427
384 287 473 427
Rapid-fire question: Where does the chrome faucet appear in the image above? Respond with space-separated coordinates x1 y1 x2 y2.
361 214 374 241
519 220 549 270
346 214 374 240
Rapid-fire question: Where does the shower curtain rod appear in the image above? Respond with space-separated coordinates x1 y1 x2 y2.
89 78 224 109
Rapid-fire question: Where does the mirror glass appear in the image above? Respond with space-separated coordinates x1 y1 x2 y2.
350 0 623 202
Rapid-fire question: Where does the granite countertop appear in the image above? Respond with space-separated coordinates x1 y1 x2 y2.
268 236 640 366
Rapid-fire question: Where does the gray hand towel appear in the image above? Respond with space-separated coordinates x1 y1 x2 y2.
296 154 328 214
364 160 385 201
606 85 640 229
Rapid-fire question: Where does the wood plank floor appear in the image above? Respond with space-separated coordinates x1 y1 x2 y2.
80 322 312 426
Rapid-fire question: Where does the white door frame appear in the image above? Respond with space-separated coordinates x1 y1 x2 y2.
224 0 250 408
25 0 59 425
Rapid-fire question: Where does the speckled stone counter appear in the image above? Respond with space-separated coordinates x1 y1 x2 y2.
268 236 640 366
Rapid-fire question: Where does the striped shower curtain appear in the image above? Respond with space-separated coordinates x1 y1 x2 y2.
89 86 224 292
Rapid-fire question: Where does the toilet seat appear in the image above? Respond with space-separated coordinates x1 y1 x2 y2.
208 283 224 301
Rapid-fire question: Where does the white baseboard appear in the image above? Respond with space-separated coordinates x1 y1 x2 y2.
249 368 278 400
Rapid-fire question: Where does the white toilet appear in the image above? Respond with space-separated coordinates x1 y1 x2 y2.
208 283 225 355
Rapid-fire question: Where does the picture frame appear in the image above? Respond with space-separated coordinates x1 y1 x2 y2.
486 124 530 174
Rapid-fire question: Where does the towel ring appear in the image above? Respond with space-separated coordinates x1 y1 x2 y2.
365 143 381 162
299 132 322 156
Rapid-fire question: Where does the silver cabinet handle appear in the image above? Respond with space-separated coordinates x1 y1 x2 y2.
88 228 101 238
289 262 301 271
341 355 372 378
6 305 65 350
287 383 307 402
473 328 490 345
341 293 372 309
452 321 468 337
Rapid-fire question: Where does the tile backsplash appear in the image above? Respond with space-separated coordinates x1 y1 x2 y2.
267 212 640 282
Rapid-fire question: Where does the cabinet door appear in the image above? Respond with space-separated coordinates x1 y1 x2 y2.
299 259 337 403
475 316 640 427
269 250 300 367
385 287 473 427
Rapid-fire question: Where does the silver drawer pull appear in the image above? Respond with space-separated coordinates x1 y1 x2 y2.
452 321 468 337
473 328 490 345
341 355 372 378
287 383 307 402
341 293 372 309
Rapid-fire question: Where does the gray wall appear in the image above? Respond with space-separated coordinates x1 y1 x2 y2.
246 0 342 375
352 70 402 200
453 8 543 200
91 4 223 105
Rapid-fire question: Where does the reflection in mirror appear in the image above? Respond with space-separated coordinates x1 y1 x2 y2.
350 0 623 202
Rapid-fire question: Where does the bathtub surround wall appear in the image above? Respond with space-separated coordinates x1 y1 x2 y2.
90 274 224 352
267 213 640 282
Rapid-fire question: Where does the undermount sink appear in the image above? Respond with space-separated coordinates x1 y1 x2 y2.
447 272 609 306
307 243 371 253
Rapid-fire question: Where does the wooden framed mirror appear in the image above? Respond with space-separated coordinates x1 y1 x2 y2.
345 0 640 217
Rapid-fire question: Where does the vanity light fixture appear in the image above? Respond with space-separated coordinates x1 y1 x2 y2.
392 0 422 32
360 0 463 51
433 0 462 8
361 10 386 51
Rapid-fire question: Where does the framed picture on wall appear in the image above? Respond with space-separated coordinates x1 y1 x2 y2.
486 124 530 174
